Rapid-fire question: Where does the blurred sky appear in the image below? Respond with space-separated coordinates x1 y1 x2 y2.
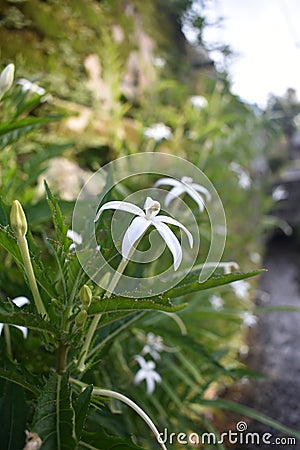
192 0 300 107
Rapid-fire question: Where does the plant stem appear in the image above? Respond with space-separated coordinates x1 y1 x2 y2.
70 378 167 450
4 325 12 358
56 342 68 375
17 235 48 319
78 256 130 372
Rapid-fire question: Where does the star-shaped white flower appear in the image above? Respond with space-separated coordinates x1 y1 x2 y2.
231 280 250 299
67 229 83 252
0 296 30 338
134 355 162 394
144 123 172 141
142 333 164 360
94 196 193 271
189 95 208 109
229 162 251 189
209 294 224 311
241 311 257 328
154 176 211 212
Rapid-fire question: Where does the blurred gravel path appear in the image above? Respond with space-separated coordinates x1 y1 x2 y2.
236 235 300 450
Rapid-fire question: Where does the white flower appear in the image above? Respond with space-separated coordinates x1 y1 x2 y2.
241 311 257 328
189 95 208 109
144 123 172 141
272 185 288 201
94 196 193 271
134 355 162 394
154 176 211 211
17 78 46 96
142 333 164 360
67 229 82 252
0 296 30 338
229 162 251 189
153 57 166 68
231 280 250 299
209 294 224 311
0 63 15 100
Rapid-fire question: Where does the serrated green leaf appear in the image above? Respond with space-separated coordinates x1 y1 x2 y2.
0 363 41 395
44 181 68 246
33 373 77 450
87 295 185 316
74 385 93 441
0 302 58 335
0 381 27 450
79 427 144 450
162 270 265 299
0 116 61 146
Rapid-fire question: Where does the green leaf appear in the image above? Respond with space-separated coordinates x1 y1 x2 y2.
0 381 27 450
44 181 68 247
0 116 61 147
79 427 144 450
33 373 77 450
74 385 93 441
0 301 58 335
0 359 41 395
87 295 185 316
162 270 265 299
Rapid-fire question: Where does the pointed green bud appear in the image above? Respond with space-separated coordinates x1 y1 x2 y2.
0 63 14 100
75 310 87 328
79 285 92 310
10 200 27 238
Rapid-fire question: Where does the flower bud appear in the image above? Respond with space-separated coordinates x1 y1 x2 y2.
79 284 92 309
75 310 87 328
0 63 14 100
10 200 27 238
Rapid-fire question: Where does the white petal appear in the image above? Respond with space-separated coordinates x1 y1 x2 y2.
134 369 146 385
121 216 150 260
0 323 3 335
12 296 30 308
185 186 206 211
190 183 211 201
154 215 193 248
94 200 144 222
154 177 181 188
151 371 162 383
67 229 82 245
134 354 147 368
152 221 182 271
146 377 156 394
13 325 28 339
164 185 185 207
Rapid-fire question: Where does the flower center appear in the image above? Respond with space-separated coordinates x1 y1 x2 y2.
144 196 161 219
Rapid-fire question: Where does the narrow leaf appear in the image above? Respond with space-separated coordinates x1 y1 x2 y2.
74 385 93 441
0 381 27 450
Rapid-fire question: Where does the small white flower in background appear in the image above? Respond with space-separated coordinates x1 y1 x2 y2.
229 162 251 189
94 196 193 271
134 355 162 394
231 279 250 299
153 57 166 68
0 296 30 338
17 78 46 96
0 63 15 100
189 95 208 109
272 185 288 201
142 333 164 360
209 294 224 311
67 229 83 252
241 311 257 328
144 123 172 141
154 176 211 212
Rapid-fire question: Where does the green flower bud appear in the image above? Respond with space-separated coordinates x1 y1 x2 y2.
79 285 92 310
75 310 87 328
0 63 14 100
10 200 27 238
